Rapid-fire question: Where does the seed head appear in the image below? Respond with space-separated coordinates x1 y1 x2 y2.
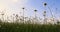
34 10 37 12
44 3 47 6
22 8 25 9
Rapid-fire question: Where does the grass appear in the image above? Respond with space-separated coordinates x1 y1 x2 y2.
0 21 60 32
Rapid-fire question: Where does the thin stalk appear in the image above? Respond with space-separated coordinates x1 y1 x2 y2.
48 7 53 18
34 10 37 19
22 8 25 23
43 3 47 24
43 11 47 24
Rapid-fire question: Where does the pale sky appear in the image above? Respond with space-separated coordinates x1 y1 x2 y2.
0 0 28 16
0 0 60 19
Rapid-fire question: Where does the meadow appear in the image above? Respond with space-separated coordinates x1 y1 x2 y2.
0 4 60 32
0 0 60 32
0 8 60 32
0 20 60 32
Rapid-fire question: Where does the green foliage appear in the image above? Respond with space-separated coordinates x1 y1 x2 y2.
0 22 60 32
